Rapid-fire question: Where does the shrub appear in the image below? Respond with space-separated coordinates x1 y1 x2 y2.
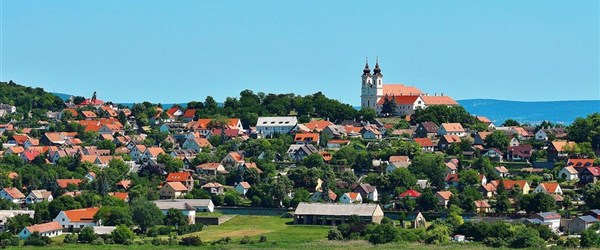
158 226 172 235
180 236 203 246
63 233 78 243
259 235 267 242
177 223 203 235
0 232 19 247
104 238 115 244
24 232 51 246
112 225 135 244
240 235 251 244
215 236 232 244
146 227 159 237
327 228 343 240
152 237 168 246
78 226 98 243
124 239 134 245
90 238 105 245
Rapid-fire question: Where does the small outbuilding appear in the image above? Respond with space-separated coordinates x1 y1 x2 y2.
294 202 384 225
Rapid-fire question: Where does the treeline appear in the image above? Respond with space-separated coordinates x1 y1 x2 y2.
0 81 65 123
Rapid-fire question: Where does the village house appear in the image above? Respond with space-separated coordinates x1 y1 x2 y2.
287 144 320 162
506 144 533 162
129 144 146 162
221 152 245 168
201 182 225 195
494 166 510 178
438 135 461 151
326 139 350 150
558 166 579 181
321 125 347 139
399 189 421 199
256 116 298 137
436 191 453 208
360 127 382 140
339 192 362 204
481 148 504 162
18 222 63 239
196 162 228 175
579 167 600 185
526 212 561 233
25 190 53 204
159 182 189 199
415 122 439 138
235 182 251 196
54 207 100 231
56 179 83 189
489 180 530 194
534 182 562 195
568 215 599 234
166 172 194 191
294 133 320 145
182 137 212 152
445 173 459 188
413 138 435 153
0 210 35 230
567 158 597 168
475 200 491 213
0 188 25 203
353 183 378 201
474 132 491 145
154 199 214 215
438 123 466 137
310 189 337 202
547 141 576 161
141 147 166 162
535 128 567 141
294 202 384 225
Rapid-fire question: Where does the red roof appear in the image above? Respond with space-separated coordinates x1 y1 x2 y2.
56 179 83 189
294 133 320 142
25 222 62 234
377 95 420 105
399 189 421 198
445 173 459 182
414 138 435 147
182 109 197 118
63 207 99 222
166 172 192 182
2 187 25 199
567 159 596 167
22 150 41 161
11 134 30 145
80 99 104 105
109 192 129 201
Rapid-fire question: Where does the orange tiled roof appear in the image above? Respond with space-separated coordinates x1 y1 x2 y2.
56 179 83 189
63 207 99 222
2 187 25 199
25 222 62 234
303 120 334 132
166 172 192 182
437 191 453 200
539 182 560 193
382 84 423 96
109 192 129 201
164 182 188 191
414 138 435 147
441 123 464 132
421 96 458 106
377 95 420 105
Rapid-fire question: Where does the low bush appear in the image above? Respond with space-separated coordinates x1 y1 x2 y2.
240 235 251 244
180 236 203 246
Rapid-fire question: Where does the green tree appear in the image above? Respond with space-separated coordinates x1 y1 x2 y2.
495 194 511 213
368 223 399 244
425 223 450 244
5 214 32 234
502 119 520 127
94 206 133 226
131 199 164 232
303 153 325 168
485 131 510 150
388 168 416 190
164 208 189 228
48 196 82 218
78 226 97 243
380 95 397 115
417 190 439 212
409 154 446 188
111 225 135 244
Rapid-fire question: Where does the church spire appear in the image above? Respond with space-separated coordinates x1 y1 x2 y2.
362 57 371 76
373 57 382 76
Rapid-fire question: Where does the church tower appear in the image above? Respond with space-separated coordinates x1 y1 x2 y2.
361 58 383 110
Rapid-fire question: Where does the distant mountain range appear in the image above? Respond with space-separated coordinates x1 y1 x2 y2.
52 92 598 125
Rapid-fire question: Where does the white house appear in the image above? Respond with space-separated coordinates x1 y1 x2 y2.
526 212 561 233
141 147 165 162
19 221 63 239
0 188 25 203
153 199 215 224
129 144 146 162
25 190 53 204
235 182 251 196
339 192 362 204
533 182 563 195
182 137 212 152
438 123 466 137
361 127 382 140
376 95 425 116
558 166 579 181
255 116 298 137
353 184 378 202
53 207 100 230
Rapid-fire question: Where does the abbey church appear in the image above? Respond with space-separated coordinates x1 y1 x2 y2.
360 59 458 116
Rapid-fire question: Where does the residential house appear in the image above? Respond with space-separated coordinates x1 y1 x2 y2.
152 200 213 225
0 210 35 230
309 189 337 202
294 133 320 145
129 145 146 162
353 184 378 202
182 137 212 152
294 203 384 225
489 180 530 194
507 145 533 162
221 152 245 168
180 109 197 122
339 192 362 204
481 148 504 162
413 138 435 153
256 116 298 137
361 127 382 140
438 135 461 151
475 116 495 129
141 147 165 162
568 215 599 234
25 190 53 204
534 182 563 195
436 191 453 208
160 182 189 199
558 166 579 181
415 122 439 138
56 179 83 189
475 200 491 213
327 139 350 150
201 182 224 195
235 182 251 196
445 173 459 188
474 132 492 145
526 212 561 233
287 144 319 162
196 162 228 175
438 123 466 137
321 125 347 139
18 222 63 239
399 189 421 199
108 192 129 202
579 167 600 185
0 188 25 203
446 161 458 174
54 207 100 230
535 128 567 141
547 141 576 161
494 166 510 178
567 158 597 168
166 172 194 191
480 183 496 198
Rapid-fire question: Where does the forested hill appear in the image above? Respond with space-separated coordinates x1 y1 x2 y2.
0 81 65 112
458 99 600 125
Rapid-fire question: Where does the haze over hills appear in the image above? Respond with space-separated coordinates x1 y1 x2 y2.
52 92 598 125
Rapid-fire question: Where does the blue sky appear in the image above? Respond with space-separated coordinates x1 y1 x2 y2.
2 1 598 105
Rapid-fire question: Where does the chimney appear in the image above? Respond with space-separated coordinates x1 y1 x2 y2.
441 93 444 96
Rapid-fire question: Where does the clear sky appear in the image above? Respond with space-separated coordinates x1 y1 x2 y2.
2 1 599 105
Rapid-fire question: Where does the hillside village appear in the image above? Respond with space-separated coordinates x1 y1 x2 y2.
0 81 599 248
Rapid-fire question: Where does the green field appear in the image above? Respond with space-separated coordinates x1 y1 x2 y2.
9 215 498 249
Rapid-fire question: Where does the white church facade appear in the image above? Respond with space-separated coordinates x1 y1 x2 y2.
360 59 458 116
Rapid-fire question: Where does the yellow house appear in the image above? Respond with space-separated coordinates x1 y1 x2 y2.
160 182 188 199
